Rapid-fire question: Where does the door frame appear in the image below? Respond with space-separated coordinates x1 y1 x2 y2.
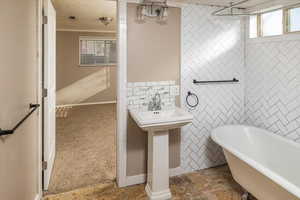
116 0 127 187
41 0 56 190
36 0 129 194
36 0 44 197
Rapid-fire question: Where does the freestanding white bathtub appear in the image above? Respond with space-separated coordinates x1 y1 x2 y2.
211 125 300 200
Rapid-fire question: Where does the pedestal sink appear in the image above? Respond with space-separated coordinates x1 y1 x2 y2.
129 107 193 200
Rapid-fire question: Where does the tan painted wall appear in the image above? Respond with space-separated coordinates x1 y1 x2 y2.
56 31 117 104
0 0 39 199
126 4 181 176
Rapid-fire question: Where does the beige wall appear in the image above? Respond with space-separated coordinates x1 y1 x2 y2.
127 4 181 176
56 31 117 104
0 0 39 200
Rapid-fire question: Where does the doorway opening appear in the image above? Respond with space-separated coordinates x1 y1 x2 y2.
42 0 117 194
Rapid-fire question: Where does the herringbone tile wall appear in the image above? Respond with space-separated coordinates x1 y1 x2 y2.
181 5 245 172
245 40 300 143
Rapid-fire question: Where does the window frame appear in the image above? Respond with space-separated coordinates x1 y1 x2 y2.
249 6 300 39
249 15 259 38
260 9 284 37
285 6 300 34
79 36 117 67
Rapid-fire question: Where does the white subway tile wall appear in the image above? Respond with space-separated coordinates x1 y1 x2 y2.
181 5 245 172
245 40 300 143
127 81 179 111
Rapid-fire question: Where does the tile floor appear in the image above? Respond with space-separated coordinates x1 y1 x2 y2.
44 165 256 200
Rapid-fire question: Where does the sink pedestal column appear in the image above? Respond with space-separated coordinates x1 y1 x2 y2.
146 130 172 200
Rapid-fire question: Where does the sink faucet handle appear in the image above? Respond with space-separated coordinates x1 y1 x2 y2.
155 92 161 101
154 92 162 111
148 97 156 111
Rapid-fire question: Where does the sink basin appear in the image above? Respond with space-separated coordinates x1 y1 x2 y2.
129 107 193 131
129 107 193 200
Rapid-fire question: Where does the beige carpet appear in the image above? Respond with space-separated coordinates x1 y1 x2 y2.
47 104 116 194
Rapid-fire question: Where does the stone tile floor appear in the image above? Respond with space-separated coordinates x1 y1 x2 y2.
44 165 256 200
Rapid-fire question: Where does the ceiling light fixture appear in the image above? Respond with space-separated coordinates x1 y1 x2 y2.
98 17 113 26
136 0 168 24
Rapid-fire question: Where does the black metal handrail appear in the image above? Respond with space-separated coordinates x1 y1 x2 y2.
0 103 40 136
193 78 239 84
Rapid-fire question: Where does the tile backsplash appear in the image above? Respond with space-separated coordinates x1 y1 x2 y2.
127 81 179 111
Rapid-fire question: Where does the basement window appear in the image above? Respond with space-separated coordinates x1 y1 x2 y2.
261 10 283 37
287 7 300 33
249 15 258 38
249 6 300 38
79 37 117 67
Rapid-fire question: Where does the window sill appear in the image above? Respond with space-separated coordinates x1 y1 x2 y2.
247 32 300 44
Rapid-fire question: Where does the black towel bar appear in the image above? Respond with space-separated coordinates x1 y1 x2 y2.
193 78 239 84
0 103 40 136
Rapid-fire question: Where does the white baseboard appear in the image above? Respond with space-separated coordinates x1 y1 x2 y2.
170 166 185 177
125 173 145 186
124 167 184 187
56 101 117 108
44 146 56 190
57 29 117 33
34 194 41 200
48 146 56 182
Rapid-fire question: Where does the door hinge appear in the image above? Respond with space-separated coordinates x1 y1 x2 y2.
42 161 48 170
43 16 48 25
42 88 48 98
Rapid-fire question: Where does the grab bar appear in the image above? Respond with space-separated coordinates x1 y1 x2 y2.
193 78 239 84
0 103 40 136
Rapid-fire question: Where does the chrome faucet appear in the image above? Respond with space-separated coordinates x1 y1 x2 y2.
148 92 162 111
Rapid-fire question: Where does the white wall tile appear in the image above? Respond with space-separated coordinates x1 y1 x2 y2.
245 39 300 143
181 5 245 172
170 85 180 96
127 81 179 111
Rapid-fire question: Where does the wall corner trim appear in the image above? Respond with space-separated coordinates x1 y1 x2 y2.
116 0 128 188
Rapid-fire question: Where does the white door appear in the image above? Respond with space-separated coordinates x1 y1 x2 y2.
43 0 56 190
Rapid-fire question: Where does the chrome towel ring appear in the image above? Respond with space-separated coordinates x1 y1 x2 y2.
186 91 199 108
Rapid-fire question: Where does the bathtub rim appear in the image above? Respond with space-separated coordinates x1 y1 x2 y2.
211 125 300 198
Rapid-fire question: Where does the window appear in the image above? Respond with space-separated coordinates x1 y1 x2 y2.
79 37 117 66
287 7 300 32
261 10 283 36
248 6 300 38
249 15 258 38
